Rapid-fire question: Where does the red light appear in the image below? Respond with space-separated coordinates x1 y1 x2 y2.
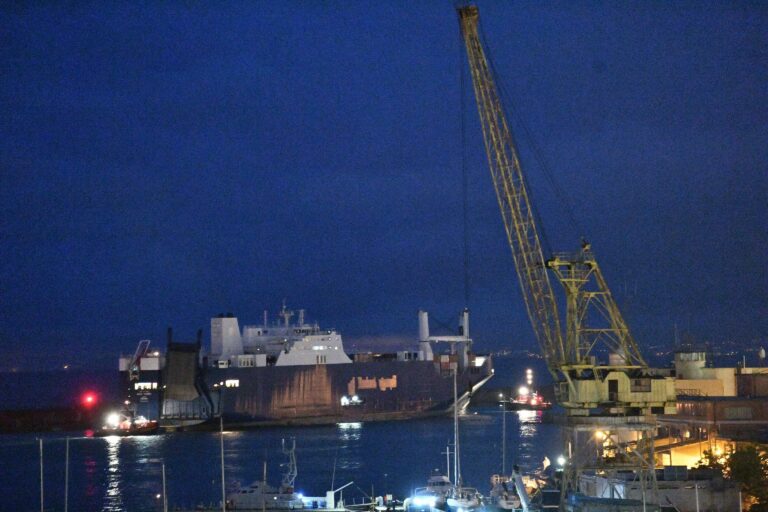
81 392 98 408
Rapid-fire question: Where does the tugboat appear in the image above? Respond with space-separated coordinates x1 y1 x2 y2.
499 369 551 411
97 406 159 436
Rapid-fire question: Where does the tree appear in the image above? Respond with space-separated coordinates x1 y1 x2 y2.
696 443 768 511
727 444 768 511
696 449 726 473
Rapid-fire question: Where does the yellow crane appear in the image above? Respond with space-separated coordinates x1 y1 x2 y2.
457 5 675 504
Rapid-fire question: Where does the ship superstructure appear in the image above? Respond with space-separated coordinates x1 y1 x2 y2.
210 305 352 368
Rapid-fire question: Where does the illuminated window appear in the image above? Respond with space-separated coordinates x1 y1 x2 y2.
134 382 157 391
225 379 240 388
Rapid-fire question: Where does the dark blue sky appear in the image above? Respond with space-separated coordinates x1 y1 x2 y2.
2 2 766 370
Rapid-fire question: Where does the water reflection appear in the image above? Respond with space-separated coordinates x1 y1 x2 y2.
1 410 561 510
336 422 363 471
516 410 543 473
337 422 362 441
103 436 123 510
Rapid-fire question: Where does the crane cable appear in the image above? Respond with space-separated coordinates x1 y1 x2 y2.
459 23 471 308
477 17 586 252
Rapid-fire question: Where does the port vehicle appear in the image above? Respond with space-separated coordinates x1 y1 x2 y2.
118 306 493 429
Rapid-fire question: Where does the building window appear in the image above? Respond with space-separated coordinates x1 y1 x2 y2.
225 379 240 388
134 382 157 390
630 379 651 392
724 406 752 420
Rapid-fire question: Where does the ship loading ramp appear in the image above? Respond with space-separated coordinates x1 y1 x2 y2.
160 328 218 429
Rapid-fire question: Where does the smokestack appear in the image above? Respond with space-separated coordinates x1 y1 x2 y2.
196 329 203 348
263 309 268 327
418 310 430 342
460 309 470 339
167 327 173 347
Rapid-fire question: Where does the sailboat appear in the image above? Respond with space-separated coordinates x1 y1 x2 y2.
445 367 482 512
225 439 351 512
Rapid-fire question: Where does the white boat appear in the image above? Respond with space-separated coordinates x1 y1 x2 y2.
226 439 350 512
445 486 482 512
405 472 454 511
486 475 521 511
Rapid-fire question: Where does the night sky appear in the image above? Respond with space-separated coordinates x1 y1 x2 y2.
2 2 766 371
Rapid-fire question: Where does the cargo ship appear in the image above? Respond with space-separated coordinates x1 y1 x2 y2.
117 305 493 429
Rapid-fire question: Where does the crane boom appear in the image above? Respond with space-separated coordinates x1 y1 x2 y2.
457 7 676 503
458 6 565 374
458 5 674 411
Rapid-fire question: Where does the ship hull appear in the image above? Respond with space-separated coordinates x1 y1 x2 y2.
120 357 493 428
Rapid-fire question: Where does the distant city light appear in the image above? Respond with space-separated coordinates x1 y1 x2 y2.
557 455 566 467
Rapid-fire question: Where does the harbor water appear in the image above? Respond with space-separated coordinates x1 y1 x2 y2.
0 406 561 511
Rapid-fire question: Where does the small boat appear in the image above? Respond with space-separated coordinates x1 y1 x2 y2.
97 409 159 436
225 439 351 512
499 369 551 411
486 475 521 511
445 486 482 512
405 472 454 512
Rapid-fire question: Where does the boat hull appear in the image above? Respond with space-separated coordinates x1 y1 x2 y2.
120 357 493 428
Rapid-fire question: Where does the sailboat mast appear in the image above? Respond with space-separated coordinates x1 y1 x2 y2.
162 462 168 512
39 438 44 512
220 416 226 512
453 368 460 485
65 437 69 512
